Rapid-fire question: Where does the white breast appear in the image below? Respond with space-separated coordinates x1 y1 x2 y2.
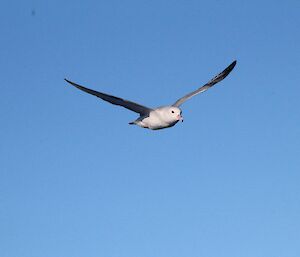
139 109 177 130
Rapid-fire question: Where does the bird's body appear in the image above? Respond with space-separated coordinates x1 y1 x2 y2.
65 60 236 130
130 106 182 130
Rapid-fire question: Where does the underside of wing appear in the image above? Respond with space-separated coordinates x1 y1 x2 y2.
65 79 152 115
173 60 237 107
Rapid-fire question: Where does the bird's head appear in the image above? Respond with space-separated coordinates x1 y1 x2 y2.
163 106 183 123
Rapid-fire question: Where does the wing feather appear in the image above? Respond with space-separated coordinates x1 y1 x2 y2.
65 79 152 115
173 60 237 107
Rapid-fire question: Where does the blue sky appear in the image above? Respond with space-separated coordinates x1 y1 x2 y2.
1 0 300 257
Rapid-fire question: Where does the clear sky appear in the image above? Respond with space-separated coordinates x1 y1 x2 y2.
1 0 300 257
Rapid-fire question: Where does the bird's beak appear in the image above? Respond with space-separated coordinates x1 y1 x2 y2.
177 115 183 122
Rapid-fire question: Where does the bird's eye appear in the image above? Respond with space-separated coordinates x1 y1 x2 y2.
171 110 174 113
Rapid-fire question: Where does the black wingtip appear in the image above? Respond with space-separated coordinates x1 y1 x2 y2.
64 78 78 88
224 60 237 75
64 78 71 84
230 60 237 69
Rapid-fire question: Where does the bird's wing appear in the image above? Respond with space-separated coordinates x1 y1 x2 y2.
65 79 152 115
172 60 237 107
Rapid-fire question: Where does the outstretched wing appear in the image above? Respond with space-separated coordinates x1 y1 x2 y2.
173 60 237 107
65 79 152 115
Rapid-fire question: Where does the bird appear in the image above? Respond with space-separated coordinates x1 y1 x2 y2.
65 60 236 130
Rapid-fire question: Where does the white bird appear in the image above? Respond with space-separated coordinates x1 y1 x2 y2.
65 60 236 130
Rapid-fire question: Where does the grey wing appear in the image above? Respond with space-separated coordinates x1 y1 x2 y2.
173 60 237 107
65 79 152 115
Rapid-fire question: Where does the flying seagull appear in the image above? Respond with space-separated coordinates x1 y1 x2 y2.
65 60 236 130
